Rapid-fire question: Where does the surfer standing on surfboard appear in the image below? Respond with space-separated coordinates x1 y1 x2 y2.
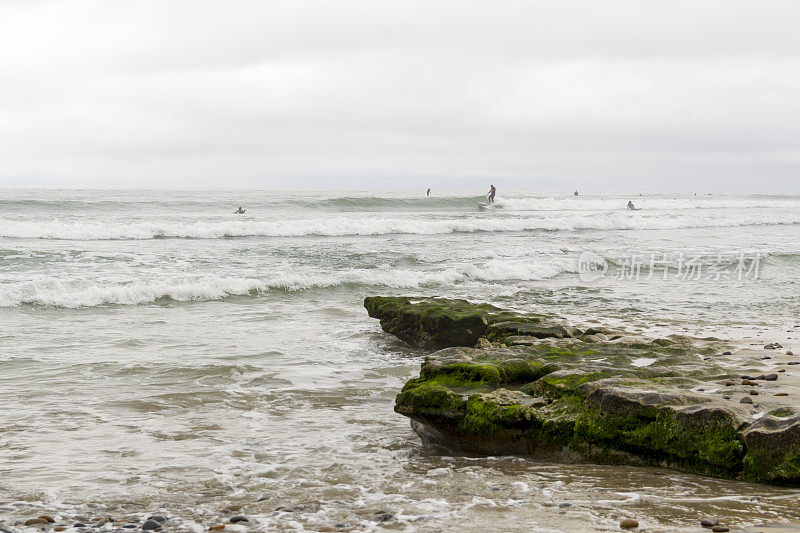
487 185 496 203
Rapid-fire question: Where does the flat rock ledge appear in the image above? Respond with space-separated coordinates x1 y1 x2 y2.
365 296 800 485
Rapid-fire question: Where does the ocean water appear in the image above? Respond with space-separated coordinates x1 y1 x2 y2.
1 188 800 531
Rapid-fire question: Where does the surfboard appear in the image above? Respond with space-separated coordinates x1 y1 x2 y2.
479 202 490 209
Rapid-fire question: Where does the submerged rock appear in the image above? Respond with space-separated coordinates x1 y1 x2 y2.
141 519 161 530
367 296 800 485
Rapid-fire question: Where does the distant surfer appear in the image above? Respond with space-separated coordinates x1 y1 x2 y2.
627 201 641 211
426 188 431 196
487 185 496 203
574 190 579 196
234 207 246 214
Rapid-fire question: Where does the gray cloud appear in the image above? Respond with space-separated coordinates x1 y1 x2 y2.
1 0 800 188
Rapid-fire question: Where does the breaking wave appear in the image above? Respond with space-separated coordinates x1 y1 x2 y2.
2 211 800 240
493 195 800 211
5 193 800 213
0 258 572 308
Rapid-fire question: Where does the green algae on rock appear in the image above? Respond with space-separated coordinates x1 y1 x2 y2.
364 296 552 350
366 296 800 486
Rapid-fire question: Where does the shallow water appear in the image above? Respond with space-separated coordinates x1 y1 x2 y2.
1 189 799 531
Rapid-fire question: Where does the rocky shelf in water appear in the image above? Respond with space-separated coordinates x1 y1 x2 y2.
365 296 800 485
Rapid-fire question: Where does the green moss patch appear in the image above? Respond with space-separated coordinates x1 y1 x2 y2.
369 295 800 486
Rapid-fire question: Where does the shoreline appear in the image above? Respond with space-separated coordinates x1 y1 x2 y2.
1 303 799 532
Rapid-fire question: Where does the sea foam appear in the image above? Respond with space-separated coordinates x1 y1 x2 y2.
0 257 572 308
1 211 799 240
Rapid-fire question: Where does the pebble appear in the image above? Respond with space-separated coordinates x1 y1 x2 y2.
209 526 225 531
141 519 161 531
558 503 572 508
775 392 789 396
788 350 794 356
147 516 167 524
722 351 732 355
24 518 49 526
54 528 67 532
229 516 248 524
712 527 730 533
763 356 772 360
740 396 753 404
724 381 734 387
788 361 800 365
766 373 779 381
722 395 731 400
700 517 719 527
39 516 55 523
620 518 638 529
742 379 758 386
750 390 759 395
376 513 394 522
74 523 87 528
123 526 138 529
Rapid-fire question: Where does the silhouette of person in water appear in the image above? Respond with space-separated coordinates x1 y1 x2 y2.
574 190 579 196
487 185 496 203
627 201 641 211
234 207 246 214
426 188 431 196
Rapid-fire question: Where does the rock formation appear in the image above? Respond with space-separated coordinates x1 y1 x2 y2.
365 296 800 485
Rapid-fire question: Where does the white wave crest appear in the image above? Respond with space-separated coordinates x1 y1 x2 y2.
2 211 800 240
494 196 800 211
0 258 571 308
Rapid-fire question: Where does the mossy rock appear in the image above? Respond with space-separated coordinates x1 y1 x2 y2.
368 295 800 486
742 414 800 484
365 296 550 349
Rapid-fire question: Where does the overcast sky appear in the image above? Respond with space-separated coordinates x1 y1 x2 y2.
1 1 800 189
